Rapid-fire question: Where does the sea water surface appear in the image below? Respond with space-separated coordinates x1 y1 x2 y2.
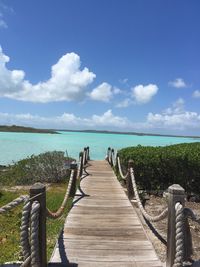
0 131 199 165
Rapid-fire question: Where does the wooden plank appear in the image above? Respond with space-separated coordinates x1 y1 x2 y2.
49 160 162 267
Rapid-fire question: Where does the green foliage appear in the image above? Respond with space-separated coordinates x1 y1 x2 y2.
0 151 74 185
118 142 200 195
0 185 72 263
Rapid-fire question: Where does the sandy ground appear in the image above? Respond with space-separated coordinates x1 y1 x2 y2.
139 195 200 263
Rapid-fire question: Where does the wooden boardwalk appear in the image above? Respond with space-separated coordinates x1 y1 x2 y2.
50 160 163 267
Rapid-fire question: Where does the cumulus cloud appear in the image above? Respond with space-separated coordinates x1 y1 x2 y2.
116 98 132 108
131 84 158 104
192 90 200 98
0 109 131 129
147 98 200 130
89 82 121 102
168 78 187 88
0 47 96 102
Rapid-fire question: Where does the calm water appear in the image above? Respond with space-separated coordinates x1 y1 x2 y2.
0 131 199 165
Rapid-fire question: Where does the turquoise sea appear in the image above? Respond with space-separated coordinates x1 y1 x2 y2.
0 131 199 165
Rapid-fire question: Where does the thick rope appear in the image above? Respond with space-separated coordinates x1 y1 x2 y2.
111 150 117 167
20 200 31 260
173 202 184 267
117 157 129 180
20 256 31 267
46 169 74 219
130 167 168 222
30 201 40 267
0 195 28 214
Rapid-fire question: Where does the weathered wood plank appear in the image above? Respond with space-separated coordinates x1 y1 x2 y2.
49 160 162 266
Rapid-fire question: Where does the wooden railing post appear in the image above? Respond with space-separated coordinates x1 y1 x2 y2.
127 160 134 199
110 149 114 167
107 147 111 163
87 146 90 160
70 162 78 197
30 183 47 267
84 147 87 165
79 152 83 177
166 184 185 267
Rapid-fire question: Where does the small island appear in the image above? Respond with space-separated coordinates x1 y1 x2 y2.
0 125 58 134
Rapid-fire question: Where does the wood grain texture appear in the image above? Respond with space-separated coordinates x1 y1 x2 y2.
49 160 162 266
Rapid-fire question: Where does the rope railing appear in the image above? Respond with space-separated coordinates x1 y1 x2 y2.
46 168 75 219
130 167 168 222
1 146 90 267
107 147 200 267
0 195 28 214
173 202 184 267
117 156 129 180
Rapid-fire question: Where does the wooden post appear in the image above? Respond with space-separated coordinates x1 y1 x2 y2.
87 146 90 160
107 147 111 163
30 183 47 267
127 160 134 199
166 184 185 267
79 152 83 177
110 149 114 167
115 152 119 174
84 147 87 165
69 162 78 197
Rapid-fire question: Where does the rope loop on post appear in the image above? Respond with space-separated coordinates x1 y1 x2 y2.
173 202 184 267
30 201 40 267
20 200 31 260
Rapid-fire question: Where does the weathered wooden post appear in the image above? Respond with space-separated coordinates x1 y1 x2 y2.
69 162 78 197
107 147 111 163
127 160 134 199
79 151 83 177
87 146 90 160
110 149 114 167
30 183 47 267
84 147 87 165
166 184 185 267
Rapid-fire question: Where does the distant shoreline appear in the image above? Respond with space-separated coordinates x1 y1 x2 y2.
0 125 199 139
0 125 58 134
58 129 200 139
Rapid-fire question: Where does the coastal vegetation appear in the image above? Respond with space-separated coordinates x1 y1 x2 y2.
0 150 75 263
118 142 200 196
0 151 73 186
0 125 58 134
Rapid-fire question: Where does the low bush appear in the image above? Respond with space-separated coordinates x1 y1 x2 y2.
118 142 200 195
0 151 74 185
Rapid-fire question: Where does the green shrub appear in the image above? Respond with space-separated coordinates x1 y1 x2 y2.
0 151 74 185
118 142 200 195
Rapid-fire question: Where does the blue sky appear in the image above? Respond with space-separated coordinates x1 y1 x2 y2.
0 0 200 135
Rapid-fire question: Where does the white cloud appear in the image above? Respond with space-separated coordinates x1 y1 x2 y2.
116 98 132 108
0 109 131 129
1 101 200 133
119 78 128 84
0 19 7 28
147 98 200 130
192 90 200 98
89 83 112 102
168 78 187 88
90 110 129 128
131 84 158 104
0 47 96 102
89 83 121 102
